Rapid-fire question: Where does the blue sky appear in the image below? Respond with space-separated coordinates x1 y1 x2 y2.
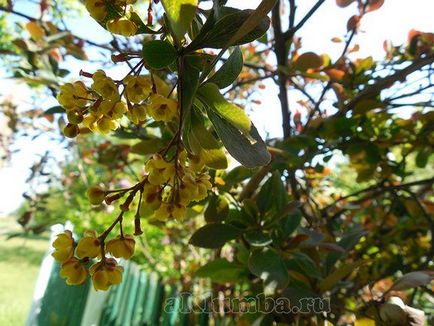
0 0 433 214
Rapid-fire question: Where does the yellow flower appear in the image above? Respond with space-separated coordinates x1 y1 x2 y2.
178 174 198 205
106 18 138 37
85 0 107 22
147 94 178 122
194 173 213 201
76 230 101 259
52 230 74 263
97 116 119 134
106 235 135 259
178 173 212 203
123 76 152 103
112 102 128 119
89 258 123 291
145 154 176 185
82 113 101 132
188 153 205 172
154 202 187 221
127 104 147 124
57 81 89 110
141 182 162 210
60 258 88 285
98 100 127 120
91 70 119 101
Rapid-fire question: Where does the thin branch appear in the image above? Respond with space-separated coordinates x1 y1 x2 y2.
342 53 434 115
272 1 291 138
0 5 114 51
284 0 326 40
323 176 434 212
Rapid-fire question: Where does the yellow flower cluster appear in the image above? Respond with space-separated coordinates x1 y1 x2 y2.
56 70 179 138
141 153 213 221
85 0 138 37
52 230 136 291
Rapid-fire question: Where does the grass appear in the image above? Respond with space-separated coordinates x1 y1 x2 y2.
0 216 49 326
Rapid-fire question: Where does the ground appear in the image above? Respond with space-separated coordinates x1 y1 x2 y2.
0 217 49 325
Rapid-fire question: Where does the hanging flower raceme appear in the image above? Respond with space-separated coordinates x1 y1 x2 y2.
57 69 179 138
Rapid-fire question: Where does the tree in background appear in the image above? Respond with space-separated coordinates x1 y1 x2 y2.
1 0 433 324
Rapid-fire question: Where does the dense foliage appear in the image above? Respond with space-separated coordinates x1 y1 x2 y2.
1 0 433 324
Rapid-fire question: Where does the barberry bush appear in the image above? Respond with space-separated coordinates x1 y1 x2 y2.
1 0 433 324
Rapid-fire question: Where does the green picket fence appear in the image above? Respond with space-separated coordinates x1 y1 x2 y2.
31 257 227 325
98 261 213 326
36 262 91 326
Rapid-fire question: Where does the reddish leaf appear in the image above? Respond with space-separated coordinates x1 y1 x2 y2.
294 52 323 71
326 68 346 81
366 0 384 12
336 0 356 8
347 15 361 32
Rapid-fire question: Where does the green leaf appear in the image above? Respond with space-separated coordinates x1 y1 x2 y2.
279 209 302 238
248 247 289 293
198 83 251 135
388 271 434 292
207 47 243 88
161 0 198 41
187 7 271 50
286 253 322 279
319 261 365 292
188 109 228 169
223 0 276 48
204 194 229 223
244 229 272 247
45 106 65 114
415 148 431 168
206 108 271 168
134 21 161 35
222 166 256 190
325 227 366 272
195 258 248 283
142 40 177 70
180 56 201 122
130 139 166 155
189 223 243 248
256 171 288 214
203 10 269 49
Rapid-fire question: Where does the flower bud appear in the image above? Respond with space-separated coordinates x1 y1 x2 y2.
67 109 84 124
87 186 106 205
63 123 80 138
